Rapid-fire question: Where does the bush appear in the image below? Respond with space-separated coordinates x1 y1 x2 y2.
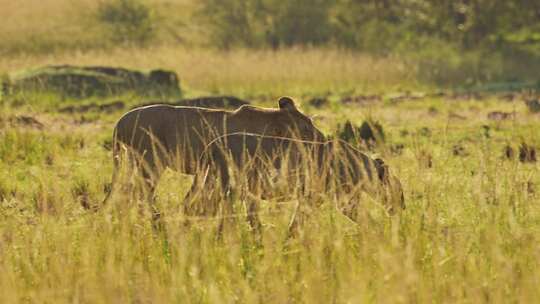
197 0 333 49
194 0 540 86
97 0 155 46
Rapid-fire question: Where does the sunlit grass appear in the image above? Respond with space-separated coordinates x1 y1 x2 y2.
1 84 539 302
1 2 539 301
0 46 416 97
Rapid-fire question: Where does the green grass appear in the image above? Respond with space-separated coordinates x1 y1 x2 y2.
1 2 540 302
0 81 539 302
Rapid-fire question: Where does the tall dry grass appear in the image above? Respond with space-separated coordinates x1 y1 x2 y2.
0 0 198 54
0 46 415 96
1 2 540 302
0 90 539 302
0 0 415 96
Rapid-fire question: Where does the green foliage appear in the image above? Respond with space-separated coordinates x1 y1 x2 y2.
97 0 155 46
3 0 540 86
197 0 540 68
198 0 334 49
192 0 540 84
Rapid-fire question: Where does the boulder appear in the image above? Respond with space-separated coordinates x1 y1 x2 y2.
8 65 181 98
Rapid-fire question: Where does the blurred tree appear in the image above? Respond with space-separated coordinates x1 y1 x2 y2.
198 0 333 48
197 0 540 52
97 0 155 46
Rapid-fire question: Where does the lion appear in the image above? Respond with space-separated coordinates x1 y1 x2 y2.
185 133 405 235
102 97 325 206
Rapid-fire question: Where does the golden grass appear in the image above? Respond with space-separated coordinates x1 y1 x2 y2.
1 3 539 302
0 46 415 97
0 0 414 96
0 0 100 52
0 88 539 302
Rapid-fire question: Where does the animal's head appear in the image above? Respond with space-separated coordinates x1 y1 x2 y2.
233 97 324 141
264 97 325 141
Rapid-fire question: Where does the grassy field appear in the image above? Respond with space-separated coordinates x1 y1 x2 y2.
1 54 539 302
1 2 540 303
0 46 415 98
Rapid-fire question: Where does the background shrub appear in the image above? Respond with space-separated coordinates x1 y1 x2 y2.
97 0 155 46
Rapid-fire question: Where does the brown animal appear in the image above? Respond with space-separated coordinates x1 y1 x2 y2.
103 97 324 205
185 133 405 234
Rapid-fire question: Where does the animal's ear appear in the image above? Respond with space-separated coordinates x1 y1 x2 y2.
278 96 298 111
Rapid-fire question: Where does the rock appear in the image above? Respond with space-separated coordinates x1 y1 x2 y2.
525 99 540 113
341 95 382 106
8 65 181 98
503 143 537 163
387 92 426 103
337 120 357 143
59 100 125 113
452 144 468 157
487 111 515 121
307 97 328 108
9 115 44 129
337 119 385 149
519 143 537 163
340 94 381 105
504 145 515 160
359 120 385 143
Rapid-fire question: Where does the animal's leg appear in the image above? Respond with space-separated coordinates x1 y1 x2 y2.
287 189 324 239
99 129 126 210
243 171 263 239
99 157 119 211
333 182 366 224
211 149 236 239
136 152 166 231
386 176 405 214
287 200 307 239
340 197 360 223
216 196 235 239
140 172 158 201
217 178 238 239
136 171 164 230
182 166 211 227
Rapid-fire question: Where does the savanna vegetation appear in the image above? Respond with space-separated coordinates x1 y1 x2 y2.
0 0 539 303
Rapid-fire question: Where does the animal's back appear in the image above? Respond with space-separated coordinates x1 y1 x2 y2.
114 104 230 172
115 104 228 139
